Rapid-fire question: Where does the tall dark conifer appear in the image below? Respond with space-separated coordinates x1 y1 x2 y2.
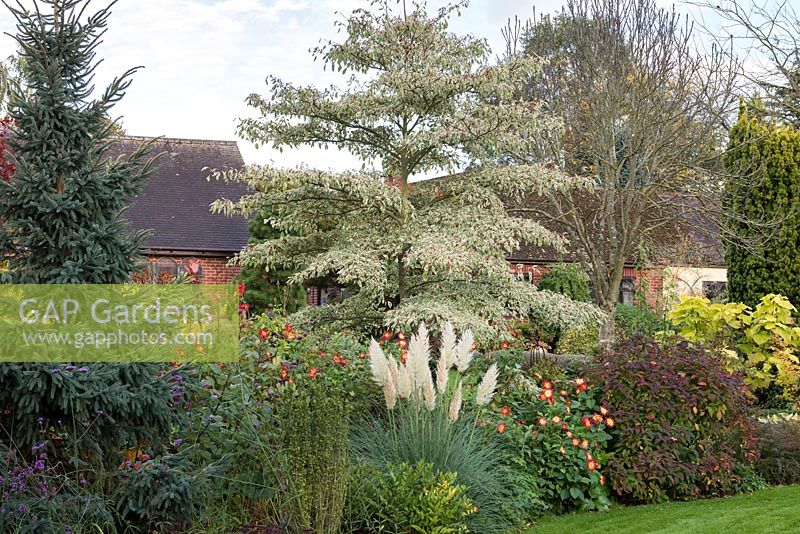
0 0 172 470
0 0 155 281
724 101 800 307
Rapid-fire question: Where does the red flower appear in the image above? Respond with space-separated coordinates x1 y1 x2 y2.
309 367 318 379
500 407 511 416
280 366 289 381
605 417 615 428
258 328 270 341
358 352 368 360
575 377 589 393
500 341 510 350
542 380 553 390
283 324 296 341
592 413 603 424
397 332 406 341
572 438 580 447
552 415 561 424
560 446 566 454
537 417 548 427
382 331 393 340
580 439 589 450
471 341 477 351
587 459 599 471
497 423 507 433
581 417 592 429
600 406 609 416
516 419 526 426
238 283 246 296
398 340 408 349
600 474 606 485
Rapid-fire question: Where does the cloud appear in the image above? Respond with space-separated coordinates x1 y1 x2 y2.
0 0 732 170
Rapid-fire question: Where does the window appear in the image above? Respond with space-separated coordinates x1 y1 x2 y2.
319 287 343 305
702 281 727 301
154 258 179 284
619 277 635 306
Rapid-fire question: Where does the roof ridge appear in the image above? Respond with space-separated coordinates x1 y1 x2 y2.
111 135 239 146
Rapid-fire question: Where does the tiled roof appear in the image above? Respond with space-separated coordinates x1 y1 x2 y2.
109 136 250 255
507 192 725 268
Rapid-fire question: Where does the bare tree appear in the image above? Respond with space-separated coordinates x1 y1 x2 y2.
507 0 739 345
693 0 800 123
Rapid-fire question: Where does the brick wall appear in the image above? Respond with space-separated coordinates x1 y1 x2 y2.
511 263 665 309
140 255 241 284
624 266 665 309
198 257 242 284
306 262 667 309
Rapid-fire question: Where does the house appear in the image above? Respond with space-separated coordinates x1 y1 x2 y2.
507 198 728 308
115 137 728 305
112 136 249 284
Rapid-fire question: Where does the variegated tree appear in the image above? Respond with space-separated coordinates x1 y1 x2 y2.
213 0 603 340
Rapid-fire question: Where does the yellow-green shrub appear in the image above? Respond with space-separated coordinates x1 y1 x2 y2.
668 294 800 401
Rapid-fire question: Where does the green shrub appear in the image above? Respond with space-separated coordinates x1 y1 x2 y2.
183 313 370 531
538 264 591 302
351 405 521 533
754 419 800 486
356 324 530 533
491 369 611 513
114 449 204 530
589 337 758 503
614 303 665 340
556 327 599 355
345 462 474 534
272 380 350 534
0 363 174 469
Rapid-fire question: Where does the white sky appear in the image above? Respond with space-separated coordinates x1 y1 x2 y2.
0 0 714 168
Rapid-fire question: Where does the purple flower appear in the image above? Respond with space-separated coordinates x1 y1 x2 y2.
31 441 47 452
50 368 61 374
174 438 184 447
34 460 45 471
64 365 76 371
17 504 25 514
77 367 89 373
36 416 44 426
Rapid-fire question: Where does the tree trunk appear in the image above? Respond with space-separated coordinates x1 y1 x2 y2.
598 302 617 351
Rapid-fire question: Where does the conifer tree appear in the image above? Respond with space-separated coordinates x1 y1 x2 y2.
0 0 172 468
0 0 155 282
215 0 603 340
238 209 307 314
724 102 800 307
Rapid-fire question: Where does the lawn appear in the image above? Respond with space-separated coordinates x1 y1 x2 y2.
525 485 800 534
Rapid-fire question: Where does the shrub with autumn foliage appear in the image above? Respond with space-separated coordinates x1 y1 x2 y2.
589 337 759 503
753 416 800 486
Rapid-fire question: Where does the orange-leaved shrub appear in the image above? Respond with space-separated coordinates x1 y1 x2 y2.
589 337 758 503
